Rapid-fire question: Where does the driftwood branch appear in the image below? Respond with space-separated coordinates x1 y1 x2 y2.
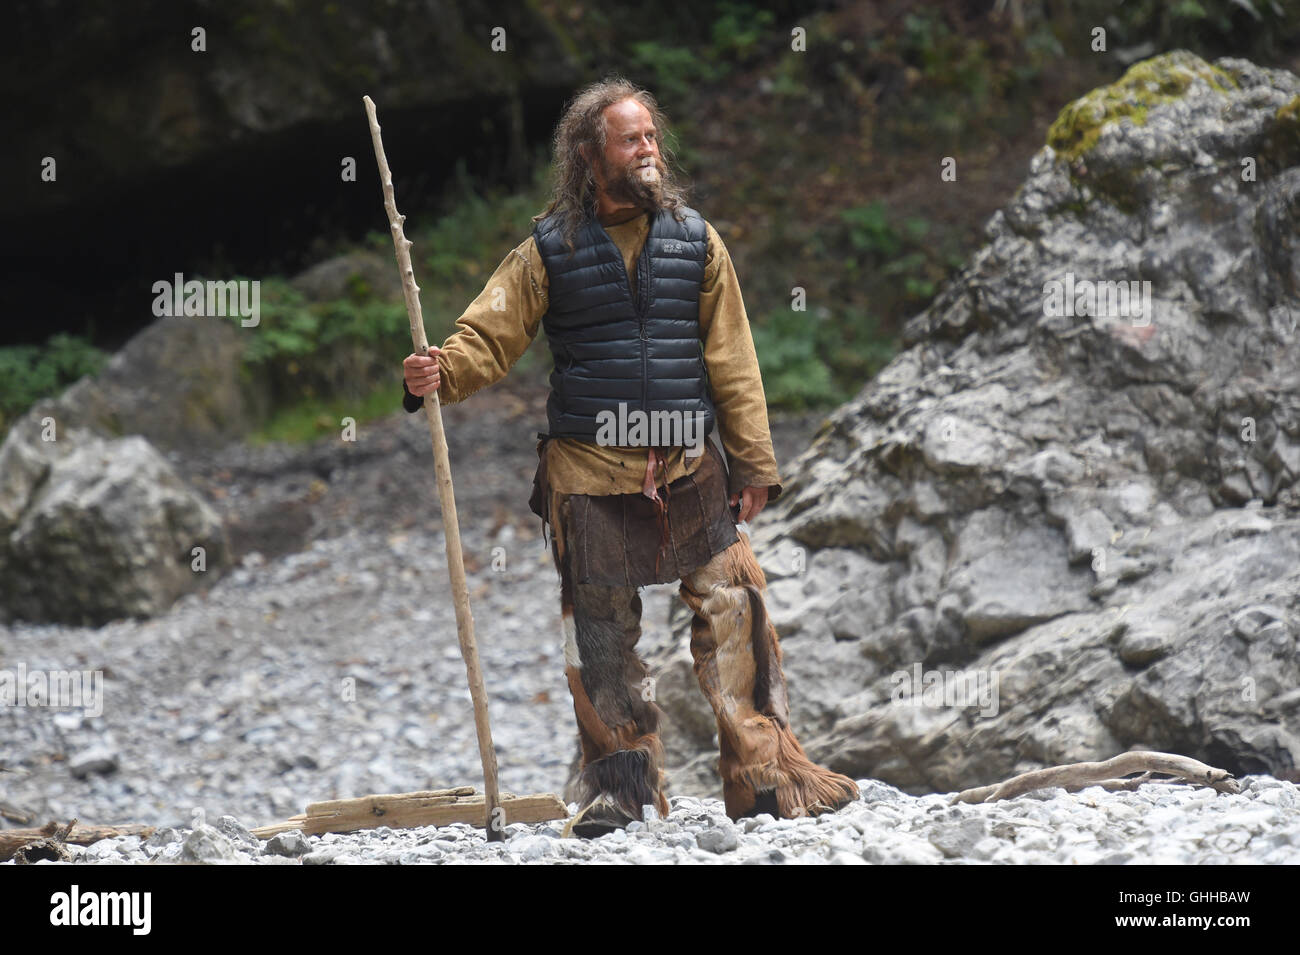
250 787 568 839
1 819 156 863
0 787 569 861
950 751 1241 804
0 801 34 825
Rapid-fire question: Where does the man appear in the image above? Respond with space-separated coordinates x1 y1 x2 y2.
401 77 858 837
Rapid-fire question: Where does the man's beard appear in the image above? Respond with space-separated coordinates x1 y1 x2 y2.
599 155 673 211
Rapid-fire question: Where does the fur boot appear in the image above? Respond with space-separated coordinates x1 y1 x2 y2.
680 532 859 820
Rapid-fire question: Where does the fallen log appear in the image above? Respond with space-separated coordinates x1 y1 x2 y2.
1 819 156 863
250 787 568 839
950 751 1241 804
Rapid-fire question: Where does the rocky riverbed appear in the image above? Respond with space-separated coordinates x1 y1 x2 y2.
3 382 1297 865
20 776 1300 865
0 384 830 852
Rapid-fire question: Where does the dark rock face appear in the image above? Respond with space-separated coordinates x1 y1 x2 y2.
3 1 585 348
4 0 581 223
652 53 1300 795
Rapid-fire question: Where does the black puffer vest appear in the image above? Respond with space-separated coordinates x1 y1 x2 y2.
532 205 716 444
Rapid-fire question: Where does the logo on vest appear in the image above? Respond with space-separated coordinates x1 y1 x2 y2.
594 403 708 458
662 240 686 254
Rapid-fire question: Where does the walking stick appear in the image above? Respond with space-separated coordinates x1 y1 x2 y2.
362 95 504 841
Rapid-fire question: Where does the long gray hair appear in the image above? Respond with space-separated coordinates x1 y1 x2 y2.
532 76 690 250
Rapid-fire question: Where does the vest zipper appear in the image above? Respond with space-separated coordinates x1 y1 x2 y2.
638 234 650 416
592 212 656 424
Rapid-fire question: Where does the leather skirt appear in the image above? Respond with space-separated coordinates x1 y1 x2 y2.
528 437 740 588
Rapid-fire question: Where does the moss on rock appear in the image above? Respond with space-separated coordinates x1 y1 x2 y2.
1046 50 1237 163
1274 95 1300 159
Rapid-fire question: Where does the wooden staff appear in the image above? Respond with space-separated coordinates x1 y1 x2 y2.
362 95 503 841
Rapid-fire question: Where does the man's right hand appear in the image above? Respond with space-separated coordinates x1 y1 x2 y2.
403 348 442 396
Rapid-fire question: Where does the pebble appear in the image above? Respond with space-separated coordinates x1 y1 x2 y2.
181 826 237 863
68 746 119 779
264 830 312 857
697 826 740 854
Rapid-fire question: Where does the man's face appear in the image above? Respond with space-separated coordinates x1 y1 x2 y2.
590 98 668 209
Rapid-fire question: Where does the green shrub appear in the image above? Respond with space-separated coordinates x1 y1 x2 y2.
0 333 108 433
630 41 723 103
710 2 776 61
629 2 777 103
752 307 849 412
229 276 409 407
840 202 902 258
249 378 401 445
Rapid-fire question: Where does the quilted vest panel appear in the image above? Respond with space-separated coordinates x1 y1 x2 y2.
532 205 716 446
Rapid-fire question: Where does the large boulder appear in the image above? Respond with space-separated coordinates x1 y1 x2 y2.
0 417 228 625
0 246 399 625
0 309 264 624
655 52 1300 797
23 315 265 453
289 250 404 305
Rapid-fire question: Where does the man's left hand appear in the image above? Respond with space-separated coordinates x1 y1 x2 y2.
729 485 770 524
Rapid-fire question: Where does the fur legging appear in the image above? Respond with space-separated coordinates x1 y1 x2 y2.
555 524 859 823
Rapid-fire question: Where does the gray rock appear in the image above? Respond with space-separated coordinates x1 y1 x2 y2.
68 746 119 779
0 318 264 462
397 846 446 864
217 814 260 849
696 825 740 854
507 834 554 861
827 849 868 865
1231 604 1289 641
81 838 123 861
114 835 144 857
663 832 698 851
861 830 946 865
0 432 228 625
145 827 181 848
1117 622 1175 665
946 510 1092 642
752 52 1300 792
290 251 403 304
302 847 344 866
264 830 312 857
181 826 237 863
927 817 992 859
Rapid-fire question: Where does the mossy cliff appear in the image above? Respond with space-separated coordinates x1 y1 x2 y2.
1047 51 1238 164
1038 51 1300 213
750 51 1300 793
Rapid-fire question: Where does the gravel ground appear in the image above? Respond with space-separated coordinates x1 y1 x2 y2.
4 382 1296 864
14 776 1300 865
